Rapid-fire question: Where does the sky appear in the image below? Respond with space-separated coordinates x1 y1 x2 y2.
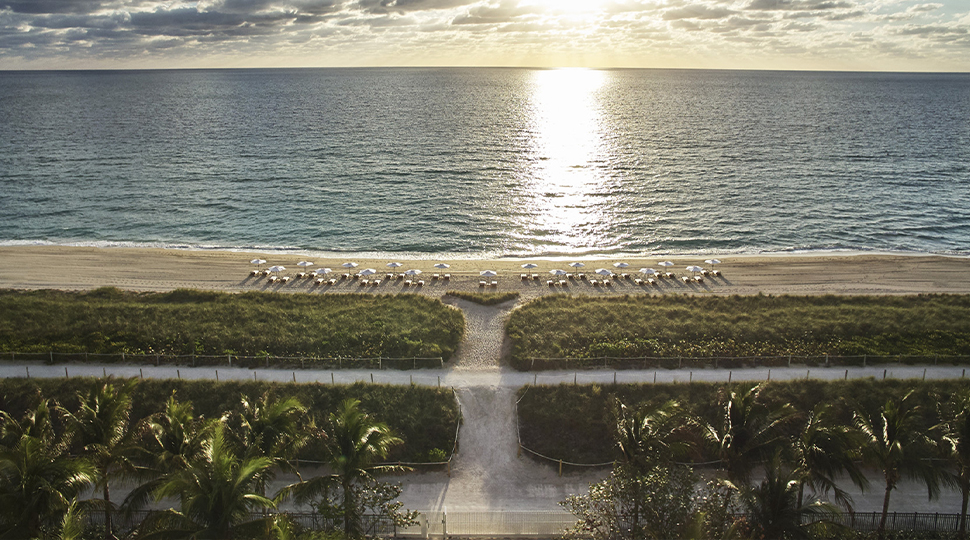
0 0 968 71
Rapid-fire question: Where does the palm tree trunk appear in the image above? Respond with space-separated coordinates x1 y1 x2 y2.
343 478 357 538
103 472 113 540
960 480 969 540
878 480 892 540
797 481 804 519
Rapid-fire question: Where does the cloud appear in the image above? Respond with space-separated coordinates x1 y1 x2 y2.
663 4 737 20
355 0 477 14
745 0 855 11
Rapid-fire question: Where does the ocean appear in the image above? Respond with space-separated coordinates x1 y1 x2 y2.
1 67 968 258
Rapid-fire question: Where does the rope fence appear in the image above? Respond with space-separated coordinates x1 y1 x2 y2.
0 351 443 370
526 353 970 371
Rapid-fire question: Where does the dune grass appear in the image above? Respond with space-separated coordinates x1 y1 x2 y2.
0 378 460 463
516 379 970 464
507 294 970 369
0 288 464 360
445 291 519 306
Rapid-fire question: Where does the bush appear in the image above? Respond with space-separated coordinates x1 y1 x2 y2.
445 291 519 306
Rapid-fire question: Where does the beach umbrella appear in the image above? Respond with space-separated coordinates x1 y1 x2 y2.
434 263 450 269
480 270 498 278
297 261 313 272
250 259 267 271
704 259 722 266
268 265 285 277
342 262 359 269
405 269 423 276
595 268 613 277
360 268 377 276
639 268 657 276
522 263 539 269
658 261 674 268
613 262 630 269
550 269 567 276
569 262 585 268
387 262 404 268
314 267 332 276
686 265 704 277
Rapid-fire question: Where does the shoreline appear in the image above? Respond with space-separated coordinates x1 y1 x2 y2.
2 245 970 298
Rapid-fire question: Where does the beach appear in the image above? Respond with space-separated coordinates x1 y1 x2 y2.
1 245 968 297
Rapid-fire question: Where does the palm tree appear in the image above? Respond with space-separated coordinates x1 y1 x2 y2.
143 424 279 540
854 391 942 540
788 403 868 511
697 384 793 485
612 398 692 471
234 393 313 485
738 454 843 540
934 390 970 540
122 393 217 515
61 378 145 540
279 399 405 538
0 401 96 539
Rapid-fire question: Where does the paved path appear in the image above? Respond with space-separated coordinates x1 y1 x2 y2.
3 300 968 514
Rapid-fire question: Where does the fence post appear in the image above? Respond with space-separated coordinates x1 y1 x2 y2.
559 459 563 477
689 371 692 383
254 371 257 382
653 371 657 383
614 372 617 385
332 373 335 384
103 367 106 378
788 354 791 367
50 351 53 363
923 368 927 381
215 369 218 381
25 366 29 379
371 373 374 383
884 369 887 380
767 369 771 382
65 367 68 378
845 369 848 380
807 369 810 380
437 376 440 387
177 369 180 380
293 372 296 382
380 357 382 370
574 373 577 385
825 354 829 367
729 371 732 383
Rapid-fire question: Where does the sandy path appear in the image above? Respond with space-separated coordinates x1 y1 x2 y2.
444 298 514 371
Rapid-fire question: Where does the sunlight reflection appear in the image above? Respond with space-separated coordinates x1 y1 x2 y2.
522 68 612 251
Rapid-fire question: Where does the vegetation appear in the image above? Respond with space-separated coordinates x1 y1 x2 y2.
0 379 429 539
444 290 519 306
0 378 460 464
557 380 968 540
507 294 970 369
0 288 464 360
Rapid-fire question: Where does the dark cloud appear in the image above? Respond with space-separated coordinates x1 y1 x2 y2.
663 4 736 20
745 0 854 11
355 0 476 14
0 0 104 14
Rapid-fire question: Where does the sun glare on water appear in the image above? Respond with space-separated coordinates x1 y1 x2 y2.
520 68 614 252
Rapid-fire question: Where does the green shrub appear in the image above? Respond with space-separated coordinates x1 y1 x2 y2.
445 291 519 306
0 288 464 361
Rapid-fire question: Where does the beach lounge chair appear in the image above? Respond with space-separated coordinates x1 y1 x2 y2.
268 275 279 283
328 278 337 285
341 273 350 280
417 280 425 287
649 278 657 286
373 280 381 286
712 269 722 277
559 280 567 287
567 273 574 279
578 273 586 280
479 281 486 287
443 274 450 280
547 280 555 287
682 276 691 284
634 278 643 285
521 274 529 280
282 276 291 283
701 269 710 276
591 280 599 286
250 270 260 277
404 280 412 287
296 272 306 279
315 277 325 285
694 276 703 283
432 274 439 280
666 272 675 279
532 273 540 280
490 281 498 287
604 280 612 287
360 279 369 286
386 273 393 279
397 273 405 280
621 273 629 280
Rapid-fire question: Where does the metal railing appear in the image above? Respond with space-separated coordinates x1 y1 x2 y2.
1 350 444 370
524 354 970 371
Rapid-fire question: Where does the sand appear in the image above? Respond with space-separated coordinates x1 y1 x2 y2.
1 245 969 297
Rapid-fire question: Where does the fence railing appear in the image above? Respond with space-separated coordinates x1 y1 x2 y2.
525 354 970 371
0 351 444 370
82 510 969 537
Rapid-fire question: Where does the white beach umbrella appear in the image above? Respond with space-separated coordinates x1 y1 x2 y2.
250 258 267 271
342 262 359 269
268 265 285 277
360 268 377 276
595 268 613 277
387 262 404 268
405 269 423 276
613 262 630 269
522 263 539 269
686 265 704 276
658 261 674 268
480 270 498 278
314 267 332 276
639 268 657 276
550 269 568 276
569 262 585 268
704 259 722 266
297 261 313 271
434 263 450 269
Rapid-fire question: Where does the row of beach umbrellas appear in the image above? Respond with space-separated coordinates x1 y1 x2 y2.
519 259 723 278
251 259 459 278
